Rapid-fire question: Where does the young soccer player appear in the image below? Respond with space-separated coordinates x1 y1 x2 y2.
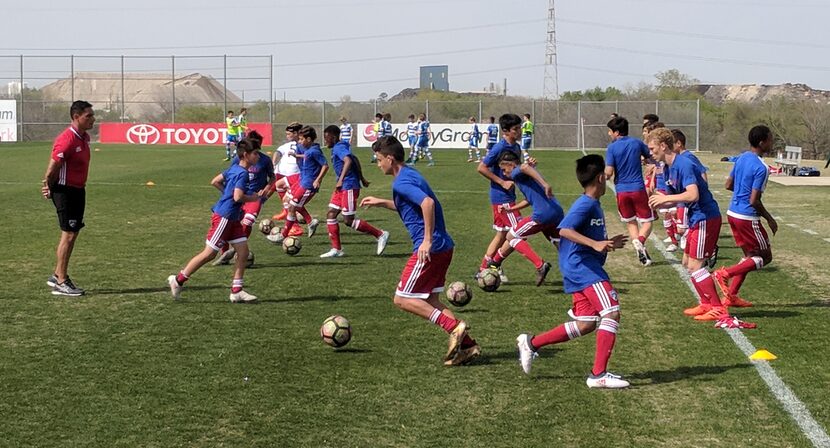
320 125 390 258
485 116 498 158
487 151 563 286
360 136 480 366
237 107 249 139
714 125 778 307
516 154 629 388
520 113 534 161
224 110 240 161
476 113 525 282
370 113 383 163
339 116 353 145
605 116 654 266
643 122 679 253
670 129 710 261
268 126 327 244
467 117 481 162
168 139 263 304
415 113 434 166
648 128 726 321
270 123 308 236
406 114 418 163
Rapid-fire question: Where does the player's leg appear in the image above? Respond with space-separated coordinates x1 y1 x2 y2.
423 144 434 166
322 189 344 257
633 190 655 265
571 281 627 388
684 218 727 320
715 217 770 306
228 237 258 304
343 189 389 254
169 216 226 300
49 186 86 295
490 217 550 286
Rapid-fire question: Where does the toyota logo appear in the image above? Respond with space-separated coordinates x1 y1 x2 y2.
127 124 160 145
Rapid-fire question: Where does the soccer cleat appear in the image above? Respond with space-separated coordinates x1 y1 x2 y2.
223 157 231 161
706 245 720 269
229 290 259 304
46 274 58 288
516 334 539 375
427 161 435 167
319 248 345 258
683 304 711 316
713 268 731 296
466 158 475 163
307 218 320 237
444 320 468 362
498 267 509 283
444 344 481 366
376 230 390 255
665 243 678 252
266 232 285 244
212 247 236 266
632 240 651 266
167 275 183 300
51 278 85 297
662 236 673 244
288 226 304 237
723 295 753 308
693 306 728 321
535 262 552 287
273 209 288 221
586 371 630 389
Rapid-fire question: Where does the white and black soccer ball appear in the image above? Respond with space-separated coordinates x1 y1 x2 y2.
258 218 273 235
446 281 473 307
320 315 352 348
282 236 302 256
477 268 501 292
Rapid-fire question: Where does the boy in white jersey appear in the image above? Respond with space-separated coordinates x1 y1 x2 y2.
406 114 418 163
467 117 481 163
270 122 312 237
339 116 353 145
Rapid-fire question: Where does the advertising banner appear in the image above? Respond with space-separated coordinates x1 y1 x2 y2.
0 100 17 142
99 122 273 146
355 123 496 149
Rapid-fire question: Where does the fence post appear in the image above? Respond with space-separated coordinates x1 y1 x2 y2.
425 100 429 118
576 101 581 150
269 55 273 132
19 55 24 141
531 99 536 149
373 99 377 116
71 55 75 102
223 54 227 120
478 100 482 123
322 100 326 130
121 55 126 122
695 98 700 151
171 56 176 123
655 99 659 116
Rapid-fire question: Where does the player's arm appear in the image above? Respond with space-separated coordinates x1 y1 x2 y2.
337 156 352 189
503 200 529 212
725 175 734 192
477 161 514 191
360 196 395 210
313 164 329 190
272 150 282 166
749 188 777 234
233 187 261 203
649 183 699 208
418 196 435 262
559 228 626 253
210 173 226 192
41 158 63 198
520 164 554 198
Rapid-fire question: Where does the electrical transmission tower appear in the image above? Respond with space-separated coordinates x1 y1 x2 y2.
543 0 560 100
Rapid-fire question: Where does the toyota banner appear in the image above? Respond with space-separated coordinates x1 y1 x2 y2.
355 123 496 149
99 123 273 146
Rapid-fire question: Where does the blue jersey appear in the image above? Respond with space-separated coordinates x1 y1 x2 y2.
392 166 454 253
469 123 480 147
378 120 392 138
231 150 274 194
667 151 720 226
212 164 248 220
655 162 668 192
339 123 352 142
298 143 328 190
487 124 499 144
482 139 521 204
728 151 769 220
511 166 564 225
406 122 418 137
331 141 360 191
558 194 610 293
417 120 430 146
605 136 650 193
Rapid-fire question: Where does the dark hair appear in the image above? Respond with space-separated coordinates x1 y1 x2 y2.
408 114 415 120
383 113 391 121
523 113 531 119
324 124 340 138
576 154 605 188
236 139 257 157
644 122 665 132
246 130 263 149
498 150 521 164
489 116 495 123
298 125 317 141
285 122 302 133
643 113 659 124
671 129 686 147
240 107 247 112
607 117 629 136
371 136 405 162
70 100 92 119
748 125 772 148
227 110 234 115
375 113 383 119
610 113 619 119
499 113 522 132
470 116 476 122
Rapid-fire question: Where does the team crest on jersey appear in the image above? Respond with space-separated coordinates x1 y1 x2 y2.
68 220 78 228
610 289 619 300
590 218 604 226
249 172 255 181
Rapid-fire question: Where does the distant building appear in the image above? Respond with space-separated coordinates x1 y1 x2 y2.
420 65 448 92
6 81 24 97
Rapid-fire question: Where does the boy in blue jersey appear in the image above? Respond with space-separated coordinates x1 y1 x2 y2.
320 125 390 258
605 116 654 266
268 126 327 244
487 151 563 286
516 154 629 389
714 125 778 307
670 130 711 260
405 114 418 163
168 139 263 304
648 128 726 321
485 116 498 157
339 116 353 145
361 136 480 366
414 113 434 166
467 117 481 162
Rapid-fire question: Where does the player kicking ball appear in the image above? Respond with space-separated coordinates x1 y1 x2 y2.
360 136 480 366
167 139 263 304
517 154 629 388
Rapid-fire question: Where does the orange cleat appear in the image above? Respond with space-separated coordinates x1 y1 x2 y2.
273 210 288 221
694 306 728 321
683 304 711 316
288 226 304 237
723 296 753 308
713 268 731 296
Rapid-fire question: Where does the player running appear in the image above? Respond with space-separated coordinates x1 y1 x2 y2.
517 154 629 389
237 108 249 139
224 110 240 161
414 113 434 166
405 114 418 163
270 123 309 236
467 116 481 162
360 136 480 366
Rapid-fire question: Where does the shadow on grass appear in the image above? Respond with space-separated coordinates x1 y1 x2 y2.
93 285 223 295
332 348 372 354
629 363 752 385
454 308 490 314
772 300 830 308
260 295 360 304
731 309 801 319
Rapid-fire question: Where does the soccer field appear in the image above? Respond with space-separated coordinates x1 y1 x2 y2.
2 143 830 447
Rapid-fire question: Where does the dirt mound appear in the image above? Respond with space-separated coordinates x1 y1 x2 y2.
695 83 830 105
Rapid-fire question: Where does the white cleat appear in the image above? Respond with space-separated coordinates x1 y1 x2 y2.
376 230 390 255
229 290 259 304
632 239 652 266
167 275 182 300
212 247 236 266
319 248 345 258
307 218 320 237
498 267 509 283
662 236 673 244
266 232 285 244
516 334 538 375
665 243 678 252
586 371 630 389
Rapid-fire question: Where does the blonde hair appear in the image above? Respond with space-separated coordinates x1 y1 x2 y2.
648 127 674 149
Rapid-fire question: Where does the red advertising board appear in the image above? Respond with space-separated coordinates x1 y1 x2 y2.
99 122 273 146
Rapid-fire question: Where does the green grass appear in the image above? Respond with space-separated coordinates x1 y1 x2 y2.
1 142 829 447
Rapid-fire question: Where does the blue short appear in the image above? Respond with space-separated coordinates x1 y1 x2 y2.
226 134 239 144
417 139 429 149
469 138 479 148
408 135 417 146
521 135 532 150
487 142 496 150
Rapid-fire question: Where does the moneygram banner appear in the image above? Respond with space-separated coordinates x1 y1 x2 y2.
0 100 17 142
355 123 496 149
99 122 273 146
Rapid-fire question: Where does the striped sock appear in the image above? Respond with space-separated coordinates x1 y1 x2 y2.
231 278 243 294
531 321 582 349
592 318 619 376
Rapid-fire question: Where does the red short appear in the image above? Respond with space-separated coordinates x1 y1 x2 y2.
510 215 560 242
205 213 247 251
615 190 655 223
329 188 359 216
289 184 317 207
685 216 721 259
273 173 300 191
675 206 688 229
395 249 454 299
728 214 770 253
571 281 620 320
492 203 522 231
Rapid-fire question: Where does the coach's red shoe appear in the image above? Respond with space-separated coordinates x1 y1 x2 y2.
723 295 753 308
694 306 728 321
683 304 711 316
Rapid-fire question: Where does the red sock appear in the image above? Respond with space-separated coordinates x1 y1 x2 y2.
352 219 383 238
231 278 243 294
592 318 618 376
327 219 341 250
298 208 313 224
492 248 508 265
691 268 722 306
531 321 582 349
729 273 748 296
480 255 493 270
282 216 297 236
637 235 646 245
277 190 286 200
513 240 543 269
432 310 459 333
175 271 189 285
664 219 678 244
725 256 763 278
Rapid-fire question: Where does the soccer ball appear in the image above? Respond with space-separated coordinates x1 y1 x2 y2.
320 315 352 348
446 281 473 307
477 268 501 292
283 236 302 255
258 218 273 235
